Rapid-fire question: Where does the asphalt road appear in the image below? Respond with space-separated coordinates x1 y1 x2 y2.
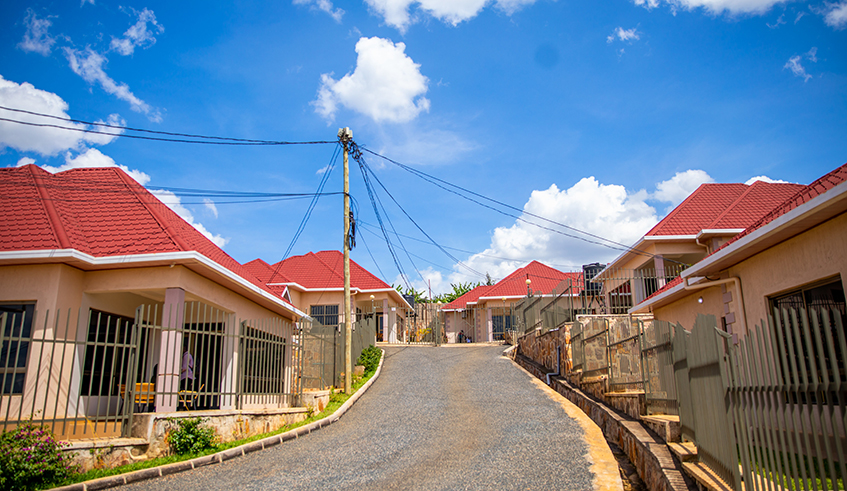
123 345 598 491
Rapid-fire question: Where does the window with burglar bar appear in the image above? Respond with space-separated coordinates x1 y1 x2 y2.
310 305 339 327
1 303 35 395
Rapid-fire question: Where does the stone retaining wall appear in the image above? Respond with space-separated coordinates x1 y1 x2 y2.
64 407 309 472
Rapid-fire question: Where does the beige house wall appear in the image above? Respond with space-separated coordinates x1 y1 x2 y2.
0 262 300 421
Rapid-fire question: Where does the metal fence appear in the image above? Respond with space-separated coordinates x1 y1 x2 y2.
0 302 302 440
640 318 678 415
590 264 688 314
299 314 377 390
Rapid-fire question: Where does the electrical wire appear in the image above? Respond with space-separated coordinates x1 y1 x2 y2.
362 148 687 266
0 105 335 146
355 152 486 280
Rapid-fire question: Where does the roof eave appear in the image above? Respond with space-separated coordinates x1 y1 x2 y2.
0 249 306 320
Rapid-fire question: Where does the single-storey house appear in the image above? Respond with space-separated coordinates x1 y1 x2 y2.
0 164 307 437
244 251 411 342
628 163 847 337
593 180 806 315
442 261 585 342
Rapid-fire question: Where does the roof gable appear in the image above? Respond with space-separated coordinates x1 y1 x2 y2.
443 285 493 310
646 183 749 236
715 163 847 253
707 181 806 230
484 261 582 298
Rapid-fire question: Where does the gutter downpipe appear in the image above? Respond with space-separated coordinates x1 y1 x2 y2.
682 276 747 337
546 345 561 386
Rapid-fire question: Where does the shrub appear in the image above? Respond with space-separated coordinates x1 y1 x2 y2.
166 418 219 455
0 420 79 491
357 345 382 375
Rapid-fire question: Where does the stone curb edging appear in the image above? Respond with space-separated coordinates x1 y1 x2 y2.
513 353 698 491
49 349 386 491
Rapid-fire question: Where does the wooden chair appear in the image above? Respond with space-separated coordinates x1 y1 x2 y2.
178 384 204 410
119 383 156 413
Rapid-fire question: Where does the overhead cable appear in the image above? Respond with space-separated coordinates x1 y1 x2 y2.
362 148 687 266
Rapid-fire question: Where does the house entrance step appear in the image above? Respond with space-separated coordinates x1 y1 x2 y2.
641 414 681 443
667 441 697 463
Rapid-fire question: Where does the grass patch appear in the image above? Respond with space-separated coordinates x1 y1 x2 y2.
50 358 380 489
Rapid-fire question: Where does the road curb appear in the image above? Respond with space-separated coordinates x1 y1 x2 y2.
49 349 386 491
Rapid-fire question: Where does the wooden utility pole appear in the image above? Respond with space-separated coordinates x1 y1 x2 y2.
338 127 353 395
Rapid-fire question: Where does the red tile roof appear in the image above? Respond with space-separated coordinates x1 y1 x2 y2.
638 163 847 308
442 285 494 310
482 261 583 298
644 181 810 237
0 164 280 302
645 183 749 236
707 181 805 230
266 250 393 291
715 163 847 252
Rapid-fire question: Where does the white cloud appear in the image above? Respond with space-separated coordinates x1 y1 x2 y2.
203 198 219 218
784 55 812 82
18 9 55 56
806 47 818 62
766 13 785 28
110 8 164 56
652 169 714 207
447 170 720 286
21 148 152 185
634 0 789 15
0 75 125 155
824 1 847 28
314 37 430 124
17 157 36 167
293 0 345 22
150 190 229 248
450 177 661 285
795 11 806 23
396 267 448 298
744 175 790 184
377 126 477 165
607 27 641 43
64 47 162 121
364 0 537 33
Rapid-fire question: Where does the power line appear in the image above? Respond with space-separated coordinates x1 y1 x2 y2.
362 148 687 266
357 220 586 271
354 149 487 281
269 143 342 284
0 106 335 145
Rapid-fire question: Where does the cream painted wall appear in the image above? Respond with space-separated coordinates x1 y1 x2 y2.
728 212 847 326
653 285 725 332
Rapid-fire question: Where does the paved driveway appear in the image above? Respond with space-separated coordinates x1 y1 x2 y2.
123 345 610 491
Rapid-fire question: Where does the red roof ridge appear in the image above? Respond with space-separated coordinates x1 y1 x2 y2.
28 165 70 249
645 183 749 236
713 162 847 253
705 181 805 230
311 251 345 282
113 169 187 251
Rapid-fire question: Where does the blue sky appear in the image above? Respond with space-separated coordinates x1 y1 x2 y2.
1 0 845 295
